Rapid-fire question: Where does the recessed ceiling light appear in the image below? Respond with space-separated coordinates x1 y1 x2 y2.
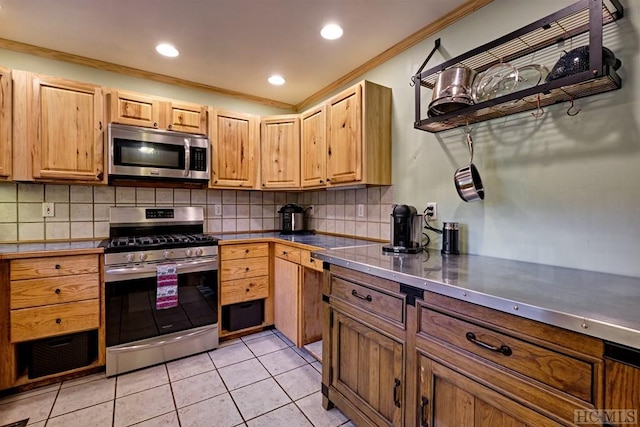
321 23 343 40
268 75 286 86
156 43 179 58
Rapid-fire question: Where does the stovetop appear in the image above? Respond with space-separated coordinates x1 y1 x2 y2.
100 233 218 253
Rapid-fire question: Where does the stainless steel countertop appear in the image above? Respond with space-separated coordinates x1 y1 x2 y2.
313 244 640 350
213 232 378 250
0 240 103 254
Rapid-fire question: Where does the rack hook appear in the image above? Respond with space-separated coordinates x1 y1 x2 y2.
531 94 544 119
566 95 581 116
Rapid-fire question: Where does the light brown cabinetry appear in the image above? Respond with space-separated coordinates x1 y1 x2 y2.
300 105 326 188
209 109 259 189
604 351 640 427
0 66 11 180
13 71 105 183
260 115 300 189
107 89 207 134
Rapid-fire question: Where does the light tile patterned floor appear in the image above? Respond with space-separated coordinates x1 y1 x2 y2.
0 329 354 427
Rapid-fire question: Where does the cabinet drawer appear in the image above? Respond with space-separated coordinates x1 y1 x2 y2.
331 276 404 324
221 243 269 261
300 249 323 272
221 276 269 305
10 255 98 280
419 307 595 402
274 243 301 263
11 300 100 343
220 257 269 281
10 273 99 309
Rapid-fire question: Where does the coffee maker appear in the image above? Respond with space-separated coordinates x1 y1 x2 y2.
382 204 423 254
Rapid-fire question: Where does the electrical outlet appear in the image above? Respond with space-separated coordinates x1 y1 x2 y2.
426 202 437 220
214 204 222 216
42 202 55 217
357 204 365 218
307 205 314 216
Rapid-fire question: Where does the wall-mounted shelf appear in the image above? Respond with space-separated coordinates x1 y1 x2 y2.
414 0 624 133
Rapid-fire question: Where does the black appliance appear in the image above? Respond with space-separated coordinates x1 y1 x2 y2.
383 204 423 254
442 222 460 255
278 203 309 234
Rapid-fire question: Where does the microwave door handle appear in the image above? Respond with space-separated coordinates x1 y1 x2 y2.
184 138 191 177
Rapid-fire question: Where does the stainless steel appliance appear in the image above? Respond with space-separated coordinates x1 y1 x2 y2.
101 206 219 376
382 204 423 254
108 123 209 184
441 222 460 255
278 203 310 234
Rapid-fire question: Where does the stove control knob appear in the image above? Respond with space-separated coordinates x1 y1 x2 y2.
139 253 148 261
163 250 172 260
185 249 193 257
126 253 135 263
195 248 204 256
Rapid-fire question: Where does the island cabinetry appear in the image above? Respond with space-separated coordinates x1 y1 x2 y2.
107 89 207 134
219 242 271 337
323 265 407 427
416 292 604 426
260 115 300 189
209 108 259 189
13 71 106 183
273 243 322 347
0 66 11 180
604 343 640 427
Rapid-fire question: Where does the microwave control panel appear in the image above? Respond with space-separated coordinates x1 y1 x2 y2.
191 147 207 171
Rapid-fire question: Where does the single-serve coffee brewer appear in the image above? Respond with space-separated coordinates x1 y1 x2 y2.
382 204 423 254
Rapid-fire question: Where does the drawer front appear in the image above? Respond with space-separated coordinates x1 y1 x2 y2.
331 276 404 324
10 273 100 309
274 243 301 264
419 307 594 402
300 249 323 272
221 243 269 261
11 300 100 343
221 276 269 305
10 255 99 280
220 257 269 281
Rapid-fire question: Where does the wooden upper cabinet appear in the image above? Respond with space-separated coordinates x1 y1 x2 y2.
0 66 12 180
13 71 105 183
209 108 259 189
260 114 300 189
326 80 391 187
107 90 206 134
300 104 326 188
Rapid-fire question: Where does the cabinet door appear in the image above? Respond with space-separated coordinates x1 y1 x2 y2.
300 104 326 188
210 109 259 188
29 74 105 182
274 257 300 345
164 101 207 134
330 309 404 426
0 66 11 179
107 90 160 128
326 84 362 185
260 115 300 189
418 354 562 427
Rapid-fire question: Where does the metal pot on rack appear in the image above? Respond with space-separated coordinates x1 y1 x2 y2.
428 66 477 117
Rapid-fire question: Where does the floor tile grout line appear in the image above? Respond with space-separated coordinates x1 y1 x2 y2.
164 363 183 427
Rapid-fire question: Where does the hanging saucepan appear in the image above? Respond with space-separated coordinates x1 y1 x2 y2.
428 66 477 117
546 45 621 82
454 131 484 202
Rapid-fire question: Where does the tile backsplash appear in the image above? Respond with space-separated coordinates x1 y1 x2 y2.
0 183 393 243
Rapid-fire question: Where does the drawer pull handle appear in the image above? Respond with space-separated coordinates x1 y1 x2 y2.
55 264 61 269
351 289 372 302
465 332 512 356
282 251 288 255
309 258 315 263
245 288 250 292
393 378 401 408
245 249 250 253
420 397 430 427
54 288 61 294
55 318 62 324
245 267 250 272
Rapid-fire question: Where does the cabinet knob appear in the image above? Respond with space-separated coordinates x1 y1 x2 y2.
309 258 315 263
245 288 250 292
55 318 62 324
99 121 103 130
54 264 61 270
245 267 250 272
282 251 288 255
153 122 158 128
245 249 250 254
326 178 331 182
168 124 173 130
319 180 324 184
55 288 61 294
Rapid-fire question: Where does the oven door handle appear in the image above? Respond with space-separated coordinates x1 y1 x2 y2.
105 258 217 280
184 138 191 177
108 326 214 354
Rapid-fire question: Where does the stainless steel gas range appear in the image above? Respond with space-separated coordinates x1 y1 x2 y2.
100 206 219 376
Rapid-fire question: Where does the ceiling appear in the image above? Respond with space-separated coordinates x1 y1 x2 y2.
0 0 471 108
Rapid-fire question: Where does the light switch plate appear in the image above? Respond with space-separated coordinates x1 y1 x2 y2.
42 202 54 217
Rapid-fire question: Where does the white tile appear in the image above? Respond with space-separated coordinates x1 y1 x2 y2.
246 403 312 427
367 186 381 204
166 352 215 382
274 365 321 401
335 220 345 235
93 186 115 203
17 183 44 202
155 188 174 205
116 364 169 398
222 190 236 204
344 205 355 221
45 185 69 202
18 203 43 222
191 189 207 204
174 189 191 205
61 372 107 389
344 221 356 236
311 361 322 373
316 205 326 219
18 223 44 241
286 192 299 203
258 347 306 376
0 183 17 202
134 411 180 427
250 191 262 205
136 187 155 204
236 191 250 204
0 390 56 425
47 401 114 427
367 204 381 222
237 218 250 231
304 340 323 360
326 191 335 204
206 219 222 233
0 223 17 241
51 377 115 417
171 370 227 409
327 204 335 219
381 186 394 204
71 221 94 239
216 337 242 348
0 203 17 222
355 222 367 238
0 383 59 405
237 204 250 218
261 192 274 204
93 203 111 221
244 334 289 356
46 222 70 240
178 393 242 427
45 203 69 222
230 377 290 420
207 189 222 204
326 219 335 233
94 221 109 238
344 189 356 204
70 203 93 221
381 223 391 241
116 187 136 204
273 330 295 347
239 330 275 342
70 185 93 203
309 191 319 204
355 188 367 204
222 205 236 217
292 346 317 363
222 219 236 232
263 218 276 230
250 218 263 231
217 358 270 391
274 192 286 205
114 384 175 427
334 190 345 205
367 222 381 239
335 205 345 220
296 392 348 427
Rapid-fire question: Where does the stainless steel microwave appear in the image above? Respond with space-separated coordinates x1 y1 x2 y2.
108 123 210 183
